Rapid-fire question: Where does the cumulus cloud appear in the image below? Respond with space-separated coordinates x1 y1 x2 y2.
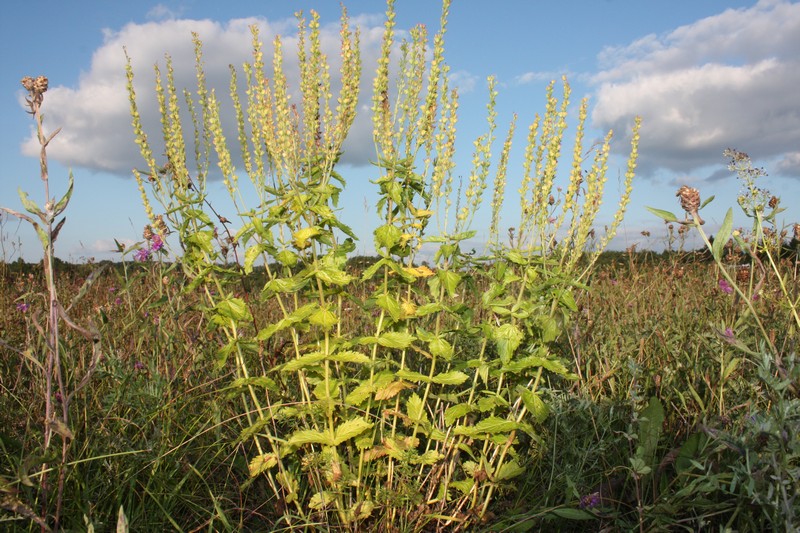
20 13 403 176
590 0 800 179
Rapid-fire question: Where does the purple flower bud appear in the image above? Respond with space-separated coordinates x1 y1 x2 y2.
16 302 30 313
718 279 733 295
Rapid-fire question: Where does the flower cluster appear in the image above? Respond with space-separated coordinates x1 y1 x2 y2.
135 224 165 262
16 302 30 313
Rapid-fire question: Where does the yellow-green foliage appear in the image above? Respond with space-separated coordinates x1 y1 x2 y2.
123 1 641 529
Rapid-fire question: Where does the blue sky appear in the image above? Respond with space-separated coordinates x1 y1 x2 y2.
2 0 799 262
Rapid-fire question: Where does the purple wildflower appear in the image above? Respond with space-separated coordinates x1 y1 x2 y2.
150 233 164 252
134 247 151 262
579 492 602 509
114 297 123 306
134 361 146 371
16 302 30 313
718 279 734 295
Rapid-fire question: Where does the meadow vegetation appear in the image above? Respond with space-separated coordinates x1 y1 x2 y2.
2 1 799 531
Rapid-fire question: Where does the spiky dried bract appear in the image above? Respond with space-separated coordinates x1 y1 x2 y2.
677 185 701 216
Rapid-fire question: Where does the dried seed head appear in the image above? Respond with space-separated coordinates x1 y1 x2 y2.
676 185 701 215
794 223 800 242
153 214 167 235
143 224 154 241
768 196 779 209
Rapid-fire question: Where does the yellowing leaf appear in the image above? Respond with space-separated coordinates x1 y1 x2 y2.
374 380 414 400
402 265 435 278
293 226 321 249
248 453 278 477
288 429 333 447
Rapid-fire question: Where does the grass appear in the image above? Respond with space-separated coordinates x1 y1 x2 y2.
1 248 798 531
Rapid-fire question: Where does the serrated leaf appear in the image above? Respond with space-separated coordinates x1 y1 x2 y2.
374 380 414 400
444 403 474 425
293 226 320 249
244 243 267 274
288 428 333 446
415 450 444 465
376 293 402 321
374 224 401 249
376 331 414 349
429 337 454 360
329 351 371 365
333 417 374 445
309 307 338 330
712 207 734 261
282 351 327 372
437 270 462 297
395 369 430 383
431 370 469 385
519 388 549 424
248 453 278 477
406 393 426 424
472 416 518 434
645 206 680 222
493 323 524 365
214 297 252 323
309 491 336 509
495 459 525 481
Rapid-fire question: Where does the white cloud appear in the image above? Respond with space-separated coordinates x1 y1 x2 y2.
590 0 800 178
21 13 396 177
146 4 182 21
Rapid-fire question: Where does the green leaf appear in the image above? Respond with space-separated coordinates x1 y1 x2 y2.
309 307 338 330
374 224 401 249
282 351 327 372
309 491 336 510
214 297 252 323
244 243 267 274
700 194 715 209
333 417 374 445
712 207 734 262
395 369 430 383
376 293 402 321
289 428 333 447
431 370 469 385
406 394 426 424
493 323 524 365
444 403 474 425
53 172 74 217
519 388 549 424
18 188 44 218
549 508 595 520
455 416 518 436
376 331 415 349
645 206 680 222
315 265 353 286
495 459 525 481
428 337 454 360
263 276 308 295
329 351 371 365
637 396 665 469
256 303 315 340
437 270 462 297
